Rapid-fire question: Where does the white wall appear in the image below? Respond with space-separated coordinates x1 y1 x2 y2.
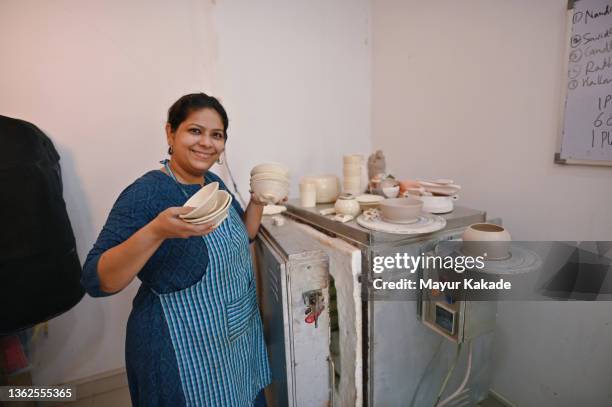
372 0 612 406
0 0 370 384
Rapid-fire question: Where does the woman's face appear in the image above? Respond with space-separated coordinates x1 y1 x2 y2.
166 108 226 176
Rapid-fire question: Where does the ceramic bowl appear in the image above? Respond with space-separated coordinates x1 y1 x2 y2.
180 182 220 219
192 208 229 227
303 175 340 203
251 178 289 204
382 186 400 198
250 163 289 177
418 195 457 214
251 175 289 186
185 190 231 224
379 197 423 224
251 171 290 181
356 194 384 210
461 223 512 260
424 185 461 196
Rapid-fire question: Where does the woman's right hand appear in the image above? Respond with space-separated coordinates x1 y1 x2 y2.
149 207 217 240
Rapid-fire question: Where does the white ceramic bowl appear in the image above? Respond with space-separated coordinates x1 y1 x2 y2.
185 190 231 224
382 186 400 198
303 175 340 203
379 197 423 224
418 195 457 214
461 223 511 260
251 179 289 204
251 163 289 177
180 182 220 219
192 207 230 226
251 171 290 182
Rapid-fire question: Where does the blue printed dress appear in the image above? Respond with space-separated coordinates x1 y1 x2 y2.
81 168 271 406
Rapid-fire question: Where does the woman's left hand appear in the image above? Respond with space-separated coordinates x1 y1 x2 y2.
249 192 266 207
249 193 288 206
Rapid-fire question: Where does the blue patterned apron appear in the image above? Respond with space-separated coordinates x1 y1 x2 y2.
151 161 270 406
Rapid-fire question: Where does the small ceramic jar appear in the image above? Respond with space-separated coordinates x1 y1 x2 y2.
334 193 361 217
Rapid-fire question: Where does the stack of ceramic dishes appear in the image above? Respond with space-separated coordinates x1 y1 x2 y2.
250 163 290 204
417 179 461 196
179 181 233 226
343 154 364 195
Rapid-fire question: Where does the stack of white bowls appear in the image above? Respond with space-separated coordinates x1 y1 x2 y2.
250 163 290 204
343 154 364 195
179 182 233 226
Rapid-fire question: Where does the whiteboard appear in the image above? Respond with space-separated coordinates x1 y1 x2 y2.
557 0 612 166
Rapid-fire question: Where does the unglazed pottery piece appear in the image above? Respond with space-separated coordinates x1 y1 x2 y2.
180 181 220 219
379 197 423 223
461 223 512 260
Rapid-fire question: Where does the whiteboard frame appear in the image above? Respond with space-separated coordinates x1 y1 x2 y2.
555 0 612 167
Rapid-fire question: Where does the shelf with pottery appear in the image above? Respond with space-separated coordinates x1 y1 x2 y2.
294 151 465 236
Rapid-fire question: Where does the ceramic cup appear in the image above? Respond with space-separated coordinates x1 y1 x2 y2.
299 182 317 207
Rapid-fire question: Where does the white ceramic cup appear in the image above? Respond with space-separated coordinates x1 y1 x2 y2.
299 182 317 207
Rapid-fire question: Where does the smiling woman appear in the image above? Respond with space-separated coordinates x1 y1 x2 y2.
165 95 229 184
81 93 271 407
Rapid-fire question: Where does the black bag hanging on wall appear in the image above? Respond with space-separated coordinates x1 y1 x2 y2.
0 115 84 334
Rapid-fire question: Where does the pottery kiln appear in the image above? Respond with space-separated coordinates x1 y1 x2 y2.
255 200 499 406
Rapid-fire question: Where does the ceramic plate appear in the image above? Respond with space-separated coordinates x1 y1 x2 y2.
356 213 446 235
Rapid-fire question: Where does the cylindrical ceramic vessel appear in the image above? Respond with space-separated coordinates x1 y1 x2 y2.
299 182 317 207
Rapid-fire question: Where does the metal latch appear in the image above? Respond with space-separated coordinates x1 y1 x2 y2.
302 289 324 328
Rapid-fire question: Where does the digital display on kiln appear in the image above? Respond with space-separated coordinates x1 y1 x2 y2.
435 303 456 335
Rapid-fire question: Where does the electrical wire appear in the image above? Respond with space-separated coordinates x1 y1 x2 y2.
220 151 247 207
433 342 462 407
437 340 473 407
408 338 445 407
